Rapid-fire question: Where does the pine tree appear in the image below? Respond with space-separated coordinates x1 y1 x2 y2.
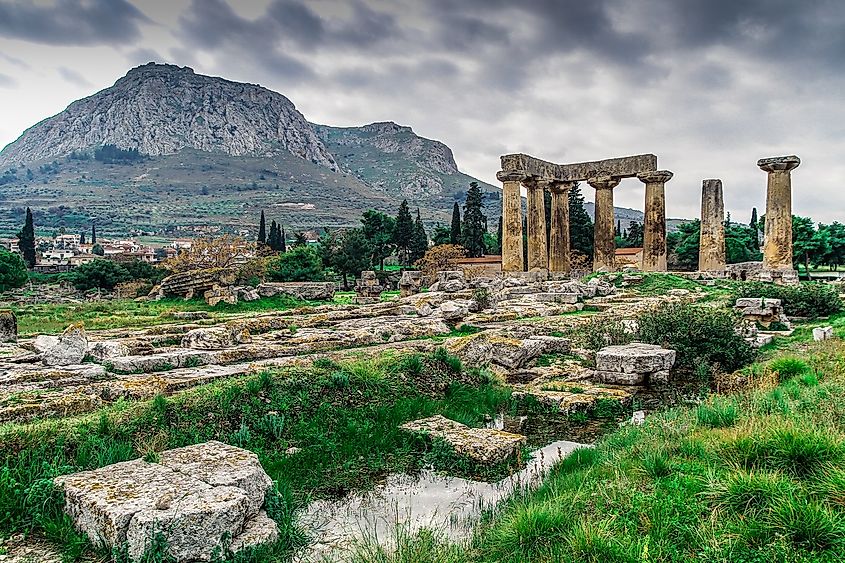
461 182 486 258
258 211 267 244
362 210 396 270
393 200 415 265
568 185 594 260
410 209 429 264
450 202 461 245
496 216 503 255
91 222 97 244
17 207 36 268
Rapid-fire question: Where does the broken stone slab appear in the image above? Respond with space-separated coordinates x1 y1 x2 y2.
596 343 676 374
88 341 131 361
445 333 495 367
157 441 273 515
170 311 211 320
237 287 260 302
400 414 525 464
42 324 88 366
489 336 547 370
533 292 580 304
32 334 60 352
54 441 278 562
813 326 834 341
204 286 238 307
438 300 469 322
595 370 647 385
0 309 17 343
181 327 252 350
152 268 237 300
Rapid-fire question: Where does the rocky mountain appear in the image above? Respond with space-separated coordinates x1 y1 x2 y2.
0 63 337 170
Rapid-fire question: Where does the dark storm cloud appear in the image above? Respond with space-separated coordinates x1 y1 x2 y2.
0 0 150 46
58 67 93 88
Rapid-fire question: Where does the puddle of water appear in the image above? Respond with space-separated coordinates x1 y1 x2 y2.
486 412 615 447
296 440 588 562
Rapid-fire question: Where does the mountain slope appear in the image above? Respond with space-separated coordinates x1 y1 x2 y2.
0 63 337 170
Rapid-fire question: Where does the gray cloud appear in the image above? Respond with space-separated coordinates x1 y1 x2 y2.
0 73 15 88
57 67 93 88
0 0 150 46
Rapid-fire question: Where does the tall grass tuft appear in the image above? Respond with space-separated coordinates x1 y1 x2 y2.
696 397 739 428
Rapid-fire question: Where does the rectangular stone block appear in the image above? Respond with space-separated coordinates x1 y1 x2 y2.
595 371 646 385
533 292 580 304
813 326 834 342
501 153 657 181
400 414 526 464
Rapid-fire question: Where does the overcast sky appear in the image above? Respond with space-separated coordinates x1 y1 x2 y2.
0 0 843 222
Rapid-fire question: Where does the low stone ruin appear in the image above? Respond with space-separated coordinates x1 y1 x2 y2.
400 414 526 464
54 441 277 562
355 271 384 304
257 282 335 301
735 298 790 328
0 309 16 343
595 343 676 385
399 270 422 297
150 268 237 301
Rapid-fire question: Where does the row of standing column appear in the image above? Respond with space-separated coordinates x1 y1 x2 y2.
498 170 674 274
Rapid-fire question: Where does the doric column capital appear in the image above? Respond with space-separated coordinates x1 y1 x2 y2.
547 180 578 194
757 155 800 173
587 174 621 190
637 170 673 184
497 170 530 183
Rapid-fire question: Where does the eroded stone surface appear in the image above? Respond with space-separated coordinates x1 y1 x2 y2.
595 343 676 385
401 414 526 464
42 324 87 366
0 309 17 343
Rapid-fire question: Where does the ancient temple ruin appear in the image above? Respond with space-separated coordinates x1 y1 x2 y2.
497 153 672 274
497 152 800 282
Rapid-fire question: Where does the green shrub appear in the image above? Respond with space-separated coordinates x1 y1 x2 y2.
0 249 28 291
733 282 843 318
768 357 811 380
265 246 325 282
637 302 756 373
573 316 634 352
70 259 131 290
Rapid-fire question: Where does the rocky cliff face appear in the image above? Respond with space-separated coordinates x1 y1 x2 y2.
0 63 338 170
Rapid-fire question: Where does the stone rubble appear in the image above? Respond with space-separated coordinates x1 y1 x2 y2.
735 298 791 328
400 414 526 464
42 324 88 366
354 270 383 304
814 326 834 342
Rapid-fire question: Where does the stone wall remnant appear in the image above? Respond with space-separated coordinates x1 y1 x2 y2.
355 271 383 304
399 271 422 297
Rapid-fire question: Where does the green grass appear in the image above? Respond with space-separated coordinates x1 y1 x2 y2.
373 338 845 562
11 295 314 335
0 349 512 561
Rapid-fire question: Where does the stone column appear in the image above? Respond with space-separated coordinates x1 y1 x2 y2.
497 170 527 273
588 175 621 272
637 170 673 272
524 177 549 272
699 179 726 271
548 181 576 274
758 155 800 271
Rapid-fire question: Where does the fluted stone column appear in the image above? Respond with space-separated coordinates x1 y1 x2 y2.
548 181 576 274
497 170 527 273
524 178 549 272
699 179 726 271
588 175 621 272
759 155 800 271
637 170 673 272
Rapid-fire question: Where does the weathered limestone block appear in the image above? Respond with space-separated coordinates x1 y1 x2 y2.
438 270 466 293
54 442 278 563
157 441 272 515
88 341 131 361
171 311 211 320
400 414 526 464
237 287 260 302
533 292 580 304
42 323 88 366
438 300 469 322
595 343 676 385
813 326 834 342
204 285 238 306
735 298 788 327
152 268 238 300
501 153 657 182
399 271 422 297
257 282 335 301
699 179 726 271
490 336 547 370
355 271 383 304
181 327 251 350
445 333 494 367
0 309 17 343
33 334 59 352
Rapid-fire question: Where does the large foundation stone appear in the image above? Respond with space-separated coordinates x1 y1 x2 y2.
400 414 526 464
595 343 676 385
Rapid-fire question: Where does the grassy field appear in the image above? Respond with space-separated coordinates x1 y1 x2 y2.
353 339 845 562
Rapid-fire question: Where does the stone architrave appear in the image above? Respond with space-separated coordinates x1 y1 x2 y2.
548 181 575 273
497 170 528 273
699 179 726 271
587 175 621 272
637 170 673 272
758 155 800 271
524 178 549 272
501 153 657 182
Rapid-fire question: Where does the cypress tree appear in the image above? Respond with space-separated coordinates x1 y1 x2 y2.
568 185 594 259
450 202 461 245
393 200 414 265
461 182 486 258
17 207 36 268
280 226 287 252
410 209 429 263
258 211 267 244
496 215 503 254
91 222 97 244
268 220 279 251
80 232 86 245
749 207 760 250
